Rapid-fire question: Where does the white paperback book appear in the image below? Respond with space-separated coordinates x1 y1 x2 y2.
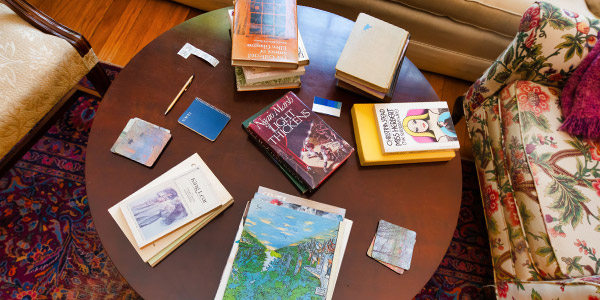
119 156 224 248
374 101 460 153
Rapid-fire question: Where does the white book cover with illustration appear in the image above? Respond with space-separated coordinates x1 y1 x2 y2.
374 102 460 153
120 167 221 248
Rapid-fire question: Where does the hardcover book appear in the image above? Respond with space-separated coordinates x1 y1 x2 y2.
215 188 352 300
245 91 354 193
178 98 231 141
231 0 298 68
374 102 460 153
243 65 305 84
235 66 301 91
335 13 409 93
109 153 233 266
110 118 171 167
351 103 455 166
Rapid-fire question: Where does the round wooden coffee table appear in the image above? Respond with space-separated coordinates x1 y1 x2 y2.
86 6 462 300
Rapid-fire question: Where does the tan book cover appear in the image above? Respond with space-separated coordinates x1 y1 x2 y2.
231 0 298 68
108 153 234 266
243 65 305 84
234 66 300 91
335 13 409 93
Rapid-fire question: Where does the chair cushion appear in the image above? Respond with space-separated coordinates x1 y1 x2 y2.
498 80 600 279
0 3 97 158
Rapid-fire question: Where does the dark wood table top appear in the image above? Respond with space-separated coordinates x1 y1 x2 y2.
86 6 462 300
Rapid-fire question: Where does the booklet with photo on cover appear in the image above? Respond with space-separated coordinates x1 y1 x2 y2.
119 165 223 248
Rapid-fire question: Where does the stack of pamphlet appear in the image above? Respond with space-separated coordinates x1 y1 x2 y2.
228 1 309 91
215 187 352 300
108 153 233 267
335 13 409 101
351 101 460 166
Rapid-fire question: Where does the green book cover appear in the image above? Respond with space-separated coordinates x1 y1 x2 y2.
242 102 310 194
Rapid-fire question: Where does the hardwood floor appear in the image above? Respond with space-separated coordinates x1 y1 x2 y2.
27 0 474 159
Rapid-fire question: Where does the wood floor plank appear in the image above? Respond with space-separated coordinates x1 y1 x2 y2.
131 0 191 56
88 0 134 57
97 0 148 65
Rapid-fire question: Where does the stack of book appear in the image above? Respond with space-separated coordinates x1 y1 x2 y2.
215 186 352 300
229 0 309 91
335 13 410 101
351 101 460 166
109 153 233 267
243 91 354 194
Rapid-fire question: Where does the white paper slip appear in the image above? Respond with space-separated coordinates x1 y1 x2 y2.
178 43 220 67
312 96 342 117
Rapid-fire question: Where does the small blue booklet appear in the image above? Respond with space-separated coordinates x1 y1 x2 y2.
178 98 231 141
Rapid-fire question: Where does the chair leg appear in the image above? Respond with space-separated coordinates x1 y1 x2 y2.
452 95 465 125
86 63 111 96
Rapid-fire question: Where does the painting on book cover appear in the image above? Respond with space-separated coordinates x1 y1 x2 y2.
123 184 190 243
403 108 457 143
249 92 354 189
371 220 416 270
223 200 341 299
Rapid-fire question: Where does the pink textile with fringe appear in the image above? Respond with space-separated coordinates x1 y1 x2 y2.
559 44 600 139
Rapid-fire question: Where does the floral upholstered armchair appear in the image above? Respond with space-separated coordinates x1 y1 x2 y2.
462 1 600 298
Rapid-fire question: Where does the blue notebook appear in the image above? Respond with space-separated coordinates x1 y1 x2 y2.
178 98 231 141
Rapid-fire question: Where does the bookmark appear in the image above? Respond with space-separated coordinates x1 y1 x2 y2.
178 43 220 67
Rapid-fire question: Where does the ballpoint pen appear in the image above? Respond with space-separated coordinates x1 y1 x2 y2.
164 74 195 115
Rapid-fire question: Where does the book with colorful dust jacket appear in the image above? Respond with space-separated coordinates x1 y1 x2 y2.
351 104 455 166
246 91 354 193
242 100 310 194
216 189 352 300
373 102 460 153
110 118 171 167
231 0 298 68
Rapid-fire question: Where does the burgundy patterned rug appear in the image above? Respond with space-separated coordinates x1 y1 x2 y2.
0 63 493 299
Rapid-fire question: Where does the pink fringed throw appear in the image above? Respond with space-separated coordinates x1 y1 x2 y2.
559 44 600 139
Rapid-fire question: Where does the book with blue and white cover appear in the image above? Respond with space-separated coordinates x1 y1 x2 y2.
178 98 231 141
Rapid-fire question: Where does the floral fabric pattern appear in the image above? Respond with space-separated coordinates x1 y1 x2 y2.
463 2 600 298
0 3 96 159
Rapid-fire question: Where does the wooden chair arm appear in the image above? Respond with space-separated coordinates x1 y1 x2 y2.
1 0 92 57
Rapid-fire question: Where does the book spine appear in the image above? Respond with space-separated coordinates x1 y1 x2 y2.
244 125 312 192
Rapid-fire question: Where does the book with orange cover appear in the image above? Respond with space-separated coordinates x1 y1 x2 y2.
231 0 299 69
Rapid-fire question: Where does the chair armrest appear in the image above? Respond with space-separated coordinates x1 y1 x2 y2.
463 1 600 120
1 0 92 57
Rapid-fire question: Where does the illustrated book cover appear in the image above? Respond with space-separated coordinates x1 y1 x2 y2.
350 104 455 166
119 156 225 248
335 13 409 93
228 8 309 66
215 188 352 300
242 100 310 194
109 153 233 266
178 98 231 141
374 102 460 153
245 91 354 193
369 220 416 271
231 0 299 68
235 66 301 91
110 118 171 167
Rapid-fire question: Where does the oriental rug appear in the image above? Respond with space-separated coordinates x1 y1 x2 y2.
0 63 493 300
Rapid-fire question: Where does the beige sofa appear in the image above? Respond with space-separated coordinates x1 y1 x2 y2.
171 0 599 81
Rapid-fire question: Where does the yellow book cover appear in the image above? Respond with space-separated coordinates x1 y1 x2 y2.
351 104 455 166
335 13 409 93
